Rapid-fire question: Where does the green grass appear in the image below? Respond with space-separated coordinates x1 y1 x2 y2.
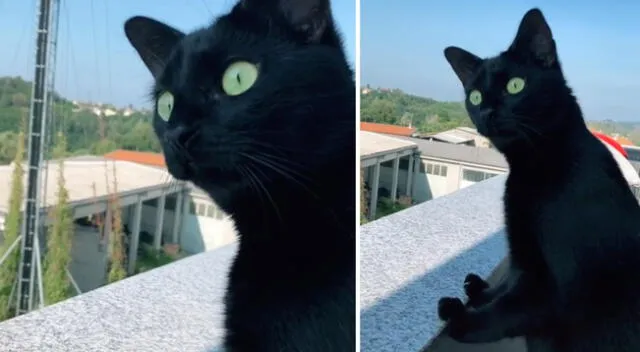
374 197 410 220
135 246 176 274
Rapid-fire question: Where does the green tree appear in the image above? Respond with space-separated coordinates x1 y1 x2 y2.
0 127 25 320
42 132 73 305
107 163 126 283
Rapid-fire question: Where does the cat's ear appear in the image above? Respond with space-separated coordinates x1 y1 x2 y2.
444 46 482 86
124 16 185 78
509 8 557 67
243 0 332 43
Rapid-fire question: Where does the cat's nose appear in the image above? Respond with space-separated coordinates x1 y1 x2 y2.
478 109 495 121
164 124 196 147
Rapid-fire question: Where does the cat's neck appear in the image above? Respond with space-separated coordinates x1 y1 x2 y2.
230 152 354 261
503 103 589 170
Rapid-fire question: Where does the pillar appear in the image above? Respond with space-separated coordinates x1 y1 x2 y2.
153 194 166 251
171 191 184 244
127 197 143 275
412 154 421 199
390 156 400 201
368 162 381 220
406 154 414 197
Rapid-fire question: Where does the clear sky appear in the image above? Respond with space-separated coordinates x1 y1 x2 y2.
362 0 640 122
0 0 355 108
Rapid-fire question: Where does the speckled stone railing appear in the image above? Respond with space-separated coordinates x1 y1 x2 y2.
360 176 511 352
0 244 237 352
360 176 640 352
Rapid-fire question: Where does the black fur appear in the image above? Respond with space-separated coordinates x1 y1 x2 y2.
123 1 355 351
440 8 640 351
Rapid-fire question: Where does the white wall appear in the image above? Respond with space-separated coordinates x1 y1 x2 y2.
365 157 507 204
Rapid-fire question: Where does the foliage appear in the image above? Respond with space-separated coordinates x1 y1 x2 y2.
587 120 640 146
360 88 474 134
0 76 160 164
360 170 368 225
0 123 26 320
42 132 73 305
106 162 127 283
135 247 175 274
361 87 640 145
374 197 410 220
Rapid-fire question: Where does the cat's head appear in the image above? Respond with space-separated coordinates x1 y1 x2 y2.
444 8 576 152
123 0 353 212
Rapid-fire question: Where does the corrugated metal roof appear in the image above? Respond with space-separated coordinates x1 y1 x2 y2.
0 159 174 213
360 131 417 159
389 135 508 169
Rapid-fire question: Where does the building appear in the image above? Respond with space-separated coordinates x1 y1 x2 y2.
421 127 491 148
362 129 640 220
104 150 237 253
360 130 507 219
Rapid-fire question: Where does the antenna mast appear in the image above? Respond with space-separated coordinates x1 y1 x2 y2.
16 0 60 315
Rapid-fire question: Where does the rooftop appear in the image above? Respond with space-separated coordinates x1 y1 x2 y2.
104 149 166 168
360 131 418 160
426 128 478 145
0 243 236 351
361 122 416 137
389 135 508 169
0 159 175 214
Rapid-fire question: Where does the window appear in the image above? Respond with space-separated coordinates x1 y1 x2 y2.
424 162 448 177
189 201 196 215
206 204 215 218
165 195 177 211
462 169 498 182
197 203 206 216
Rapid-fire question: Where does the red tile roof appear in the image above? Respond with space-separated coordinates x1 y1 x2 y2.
360 122 415 137
104 149 166 167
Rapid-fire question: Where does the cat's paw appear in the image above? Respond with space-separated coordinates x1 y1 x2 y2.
438 297 466 321
463 273 489 300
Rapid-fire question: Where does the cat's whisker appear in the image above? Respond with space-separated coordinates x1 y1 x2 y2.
238 164 274 230
240 152 319 200
245 163 284 227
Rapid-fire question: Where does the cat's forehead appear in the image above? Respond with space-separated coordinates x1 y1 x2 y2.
482 56 506 74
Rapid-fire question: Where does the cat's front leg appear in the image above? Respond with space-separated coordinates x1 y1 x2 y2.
464 270 514 308
438 278 548 344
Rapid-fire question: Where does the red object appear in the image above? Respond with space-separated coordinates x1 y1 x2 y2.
360 122 416 137
592 131 628 159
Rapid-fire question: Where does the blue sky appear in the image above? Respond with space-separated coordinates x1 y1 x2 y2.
362 0 640 122
0 0 355 108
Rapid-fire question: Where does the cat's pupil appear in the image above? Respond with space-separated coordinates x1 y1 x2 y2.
236 72 241 84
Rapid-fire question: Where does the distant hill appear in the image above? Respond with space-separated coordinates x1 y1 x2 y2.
360 87 473 134
0 76 160 164
360 86 640 146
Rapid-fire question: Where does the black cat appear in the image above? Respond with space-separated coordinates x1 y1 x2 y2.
439 8 640 351
123 1 355 351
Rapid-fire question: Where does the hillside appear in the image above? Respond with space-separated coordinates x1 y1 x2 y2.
361 86 640 145
0 76 160 164
360 87 473 133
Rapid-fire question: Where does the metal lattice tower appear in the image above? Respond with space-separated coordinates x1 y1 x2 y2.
15 0 60 316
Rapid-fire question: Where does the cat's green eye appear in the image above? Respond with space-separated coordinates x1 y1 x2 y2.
222 61 259 96
506 77 526 94
157 91 174 122
468 90 482 106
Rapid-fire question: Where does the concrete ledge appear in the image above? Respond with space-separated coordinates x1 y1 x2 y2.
421 257 525 351
0 244 237 352
360 175 509 352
